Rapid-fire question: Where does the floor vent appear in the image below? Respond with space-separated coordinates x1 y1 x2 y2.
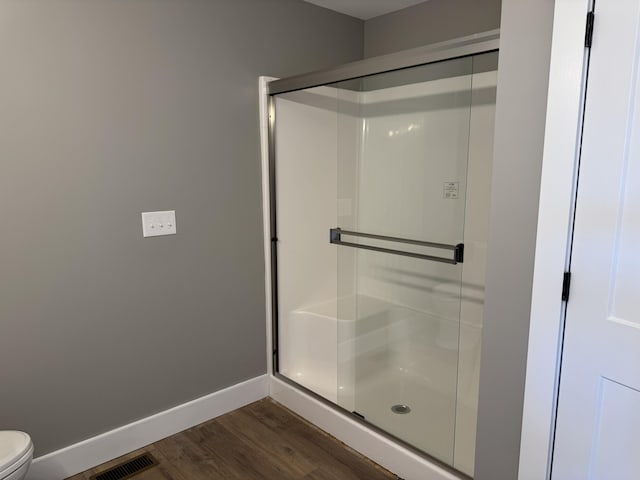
89 453 159 480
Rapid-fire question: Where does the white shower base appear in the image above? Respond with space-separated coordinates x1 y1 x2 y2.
279 294 481 475
270 374 463 480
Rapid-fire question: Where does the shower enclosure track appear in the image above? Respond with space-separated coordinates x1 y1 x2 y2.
268 30 499 95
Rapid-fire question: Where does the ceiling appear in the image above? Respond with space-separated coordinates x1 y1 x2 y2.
303 0 429 20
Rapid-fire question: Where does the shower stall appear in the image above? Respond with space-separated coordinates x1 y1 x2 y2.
264 32 498 478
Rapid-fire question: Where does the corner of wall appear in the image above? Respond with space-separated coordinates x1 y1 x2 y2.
474 0 556 478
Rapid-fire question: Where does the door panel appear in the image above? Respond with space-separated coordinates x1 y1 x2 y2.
552 1 640 478
590 379 640 479
335 59 474 467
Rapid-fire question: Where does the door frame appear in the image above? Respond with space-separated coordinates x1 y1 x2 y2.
518 0 593 478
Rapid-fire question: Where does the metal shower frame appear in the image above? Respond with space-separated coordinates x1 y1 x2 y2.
266 29 500 479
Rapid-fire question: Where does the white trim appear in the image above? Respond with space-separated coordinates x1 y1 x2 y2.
26 375 269 480
518 0 591 478
269 376 459 480
259 76 277 376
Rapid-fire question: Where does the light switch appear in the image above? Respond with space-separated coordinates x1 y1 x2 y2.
142 211 177 237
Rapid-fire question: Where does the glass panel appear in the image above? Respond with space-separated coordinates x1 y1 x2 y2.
272 52 498 477
453 51 498 476
335 57 473 466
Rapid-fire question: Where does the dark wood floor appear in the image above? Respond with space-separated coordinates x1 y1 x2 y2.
67 398 398 480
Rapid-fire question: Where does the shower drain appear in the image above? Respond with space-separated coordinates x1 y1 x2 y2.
391 404 411 414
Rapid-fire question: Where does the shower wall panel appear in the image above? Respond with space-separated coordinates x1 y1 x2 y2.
275 87 338 397
274 87 361 401
355 76 472 311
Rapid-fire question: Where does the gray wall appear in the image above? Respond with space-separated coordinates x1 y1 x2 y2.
0 0 362 456
474 1 555 479
364 0 502 57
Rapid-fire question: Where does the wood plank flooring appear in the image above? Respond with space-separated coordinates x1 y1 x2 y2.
67 398 398 480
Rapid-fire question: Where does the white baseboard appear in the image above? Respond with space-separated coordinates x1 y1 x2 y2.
269 375 462 480
27 375 269 480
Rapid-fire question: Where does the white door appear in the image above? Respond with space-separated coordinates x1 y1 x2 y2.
552 1 640 479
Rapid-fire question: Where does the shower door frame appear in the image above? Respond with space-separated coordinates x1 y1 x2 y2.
265 31 499 477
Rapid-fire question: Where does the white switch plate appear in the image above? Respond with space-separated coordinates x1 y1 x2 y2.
141 211 177 237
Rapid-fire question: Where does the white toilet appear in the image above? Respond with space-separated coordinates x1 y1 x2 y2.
0 432 33 480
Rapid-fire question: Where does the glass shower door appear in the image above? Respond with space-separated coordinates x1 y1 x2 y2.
334 58 473 465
